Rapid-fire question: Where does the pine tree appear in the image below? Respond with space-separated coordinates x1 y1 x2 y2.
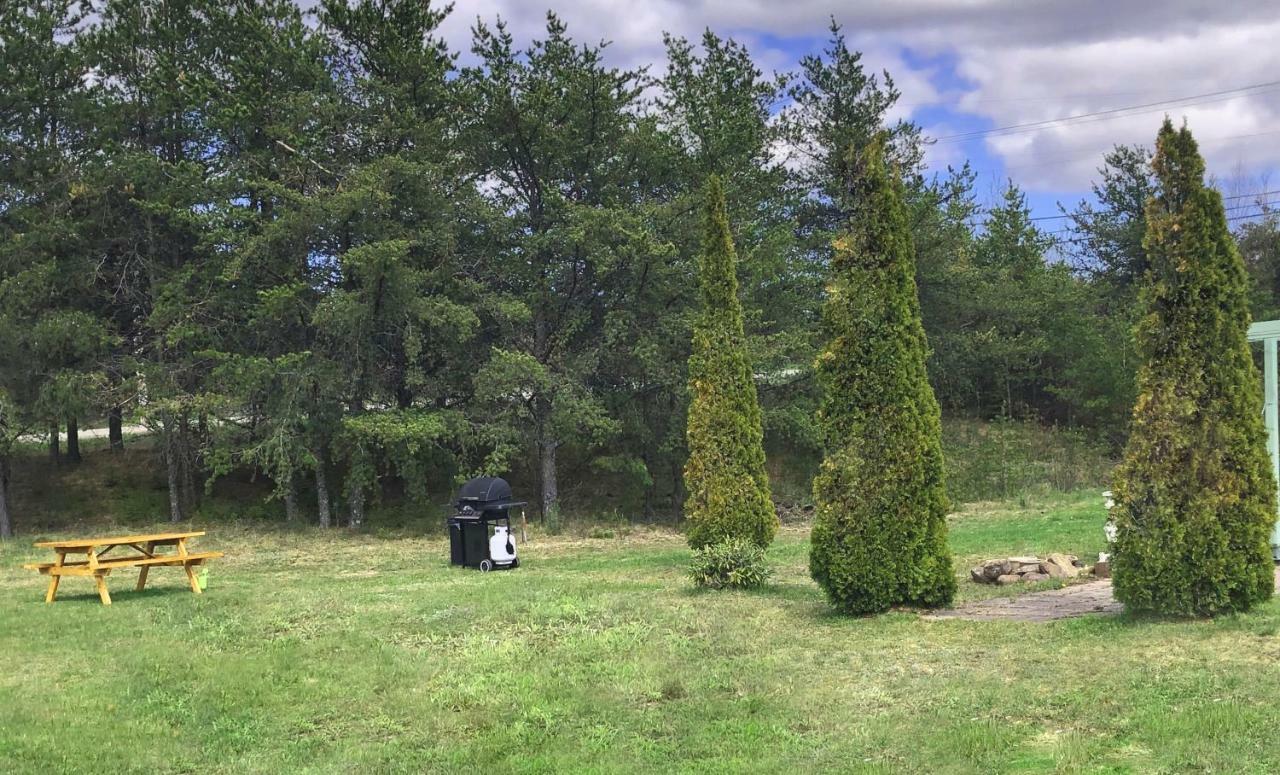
809 138 955 614
683 175 777 550
459 14 658 522
1110 119 1276 616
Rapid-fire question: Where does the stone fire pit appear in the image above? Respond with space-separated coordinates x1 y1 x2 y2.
970 553 1084 585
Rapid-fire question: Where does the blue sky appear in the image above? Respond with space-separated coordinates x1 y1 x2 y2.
432 0 1280 227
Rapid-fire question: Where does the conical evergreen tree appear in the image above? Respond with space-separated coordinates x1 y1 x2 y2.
1111 119 1276 616
683 175 777 550
809 138 955 614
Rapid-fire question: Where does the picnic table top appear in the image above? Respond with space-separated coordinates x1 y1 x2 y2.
34 531 206 549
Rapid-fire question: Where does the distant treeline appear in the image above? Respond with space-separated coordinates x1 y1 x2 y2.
3 2 1279 536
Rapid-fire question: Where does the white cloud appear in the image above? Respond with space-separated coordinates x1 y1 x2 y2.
432 0 1280 191
944 16 1280 189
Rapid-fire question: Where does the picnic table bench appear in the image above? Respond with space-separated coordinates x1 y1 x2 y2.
23 531 223 605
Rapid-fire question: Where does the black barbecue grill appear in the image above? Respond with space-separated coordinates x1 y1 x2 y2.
447 477 526 571
455 476 525 517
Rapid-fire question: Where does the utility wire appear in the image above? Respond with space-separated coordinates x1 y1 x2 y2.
1044 203 1276 237
966 188 1280 224
933 80 1280 144
1045 207 1278 243
1028 190 1280 224
956 128 1280 178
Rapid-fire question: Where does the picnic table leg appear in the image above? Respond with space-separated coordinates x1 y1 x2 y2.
45 551 65 603
135 541 155 591
183 563 202 594
178 538 201 594
94 572 112 606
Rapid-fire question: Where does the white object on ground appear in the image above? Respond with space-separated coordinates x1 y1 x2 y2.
1102 490 1118 544
489 525 517 566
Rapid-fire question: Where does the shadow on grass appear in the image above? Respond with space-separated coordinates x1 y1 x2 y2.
679 574 1003 624
40 584 202 606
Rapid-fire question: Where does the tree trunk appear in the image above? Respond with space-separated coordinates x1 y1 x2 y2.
0 455 12 539
283 471 299 523
179 413 198 514
164 423 183 523
108 406 124 451
48 426 59 465
532 304 561 521
348 484 365 529
642 453 655 521
538 435 558 521
315 451 332 528
670 459 682 522
65 417 80 464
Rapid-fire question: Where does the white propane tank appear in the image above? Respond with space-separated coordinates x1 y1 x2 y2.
489 525 517 566
1102 490 1118 544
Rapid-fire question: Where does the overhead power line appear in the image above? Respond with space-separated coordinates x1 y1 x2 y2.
933 80 1280 144
964 188 1280 225
966 128 1280 178
1025 189 1280 223
1044 204 1279 241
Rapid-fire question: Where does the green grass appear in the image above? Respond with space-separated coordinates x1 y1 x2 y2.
942 417 1115 503
947 492 1111 603
4 490 1280 773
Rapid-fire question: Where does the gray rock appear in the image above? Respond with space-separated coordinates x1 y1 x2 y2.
1040 561 1065 578
995 574 1023 585
981 560 1006 581
1045 552 1077 568
1040 560 1080 579
1041 553 1081 578
1022 572 1050 582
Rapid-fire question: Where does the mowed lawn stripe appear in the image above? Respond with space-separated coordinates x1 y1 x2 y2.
3 491 1280 773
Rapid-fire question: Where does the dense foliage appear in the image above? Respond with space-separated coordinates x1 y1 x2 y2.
1 2 1277 544
1110 120 1276 616
809 139 955 614
683 176 776 550
688 537 773 590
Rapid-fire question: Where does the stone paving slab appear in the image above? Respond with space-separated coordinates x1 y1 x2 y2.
924 579 1121 622
924 566 1280 623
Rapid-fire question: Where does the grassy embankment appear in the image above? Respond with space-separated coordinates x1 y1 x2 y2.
14 421 1275 772
7 481 1280 771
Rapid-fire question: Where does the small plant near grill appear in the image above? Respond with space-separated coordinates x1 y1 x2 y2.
689 538 771 590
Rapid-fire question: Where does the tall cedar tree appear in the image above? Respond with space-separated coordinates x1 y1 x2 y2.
1110 120 1276 616
809 138 955 614
683 176 777 550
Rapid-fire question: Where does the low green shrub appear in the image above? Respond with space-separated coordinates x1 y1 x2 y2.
689 537 771 590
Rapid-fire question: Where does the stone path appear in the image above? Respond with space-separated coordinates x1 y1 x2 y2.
924 579 1122 622
925 566 1280 623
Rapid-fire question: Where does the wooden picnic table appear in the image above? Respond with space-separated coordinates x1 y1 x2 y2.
23 531 223 605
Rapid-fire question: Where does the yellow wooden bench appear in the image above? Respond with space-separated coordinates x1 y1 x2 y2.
23 531 223 605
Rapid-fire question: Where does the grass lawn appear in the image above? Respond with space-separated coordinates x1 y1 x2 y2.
4 490 1280 773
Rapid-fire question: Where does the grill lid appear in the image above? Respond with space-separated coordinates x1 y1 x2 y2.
454 477 526 516
456 476 513 505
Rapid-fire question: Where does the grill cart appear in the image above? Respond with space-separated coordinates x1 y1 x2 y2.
446 477 526 572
